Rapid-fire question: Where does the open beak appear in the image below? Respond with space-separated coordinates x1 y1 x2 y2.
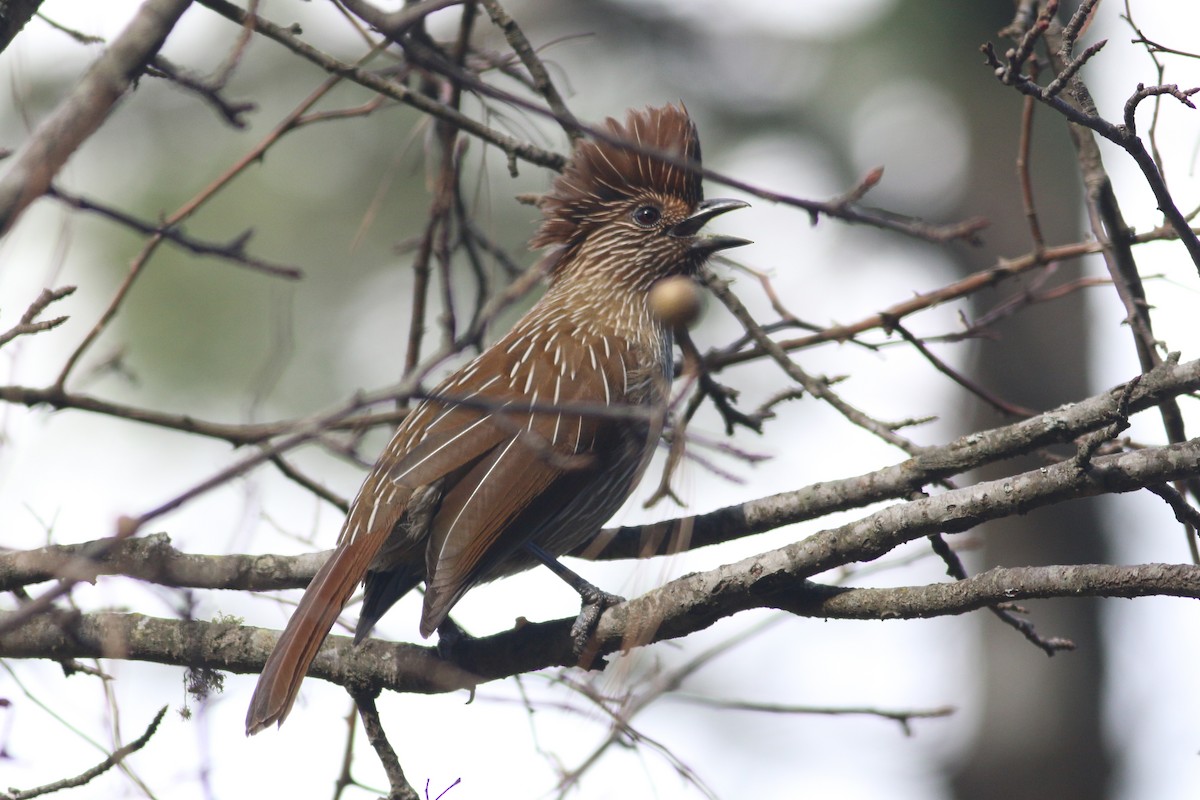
669 198 752 254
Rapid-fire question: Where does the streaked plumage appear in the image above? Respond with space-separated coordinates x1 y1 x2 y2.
246 104 748 734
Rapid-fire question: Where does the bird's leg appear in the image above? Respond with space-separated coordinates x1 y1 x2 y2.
433 614 473 661
524 542 624 656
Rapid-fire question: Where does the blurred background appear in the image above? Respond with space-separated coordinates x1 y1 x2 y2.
2 1 1198 797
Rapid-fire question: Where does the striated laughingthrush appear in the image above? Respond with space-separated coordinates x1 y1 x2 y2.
245 104 748 734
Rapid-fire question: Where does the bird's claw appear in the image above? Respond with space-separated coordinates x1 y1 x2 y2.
434 615 473 661
570 588 624 660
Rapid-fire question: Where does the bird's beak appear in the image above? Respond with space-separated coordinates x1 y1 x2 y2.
669 198 752 254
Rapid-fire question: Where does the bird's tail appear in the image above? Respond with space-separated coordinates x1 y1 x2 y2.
245 544 366 735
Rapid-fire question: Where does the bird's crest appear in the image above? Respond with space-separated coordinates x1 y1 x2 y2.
531 104 703 250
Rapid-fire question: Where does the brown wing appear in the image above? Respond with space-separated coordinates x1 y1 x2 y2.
245 367 512 734
248 312 662 732
417 331 653 636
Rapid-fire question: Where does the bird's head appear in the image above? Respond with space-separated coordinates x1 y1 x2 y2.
532 104 749 287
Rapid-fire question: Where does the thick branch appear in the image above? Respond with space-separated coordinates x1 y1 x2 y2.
784 563 1200 619
0 0 193 235
5 558 1199 695
5 356 1199 594
0 533 327 593
590 355 1200 560
586 439 1200 651
3 404 1196 675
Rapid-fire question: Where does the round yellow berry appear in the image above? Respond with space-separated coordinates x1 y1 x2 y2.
649 275 703 328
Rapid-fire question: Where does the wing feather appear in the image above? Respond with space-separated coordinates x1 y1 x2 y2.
419 415 603 636
417 340 643 636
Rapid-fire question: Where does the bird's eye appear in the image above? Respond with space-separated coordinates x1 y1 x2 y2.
631 205 662 227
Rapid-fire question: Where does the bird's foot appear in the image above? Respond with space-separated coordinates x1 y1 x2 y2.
570 585 624 661
520 541 623 661
434 615 474 661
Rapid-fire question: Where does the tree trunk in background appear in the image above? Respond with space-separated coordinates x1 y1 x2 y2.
933 5 1112 799
827 2 1111 796
951 190 1111 793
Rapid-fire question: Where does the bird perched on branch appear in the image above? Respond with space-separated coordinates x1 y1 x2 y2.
246 104 749 734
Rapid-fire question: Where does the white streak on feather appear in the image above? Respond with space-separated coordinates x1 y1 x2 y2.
593 138 622 180
422 375 501 434
435 437 520 568
599 364 611 406
390 414 492 484
366 497 381 533
527 389 540 430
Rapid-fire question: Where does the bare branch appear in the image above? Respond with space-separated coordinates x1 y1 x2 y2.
0 706 168 800
926 532 1073 656
478 0 581 140
46 185 302 278
593 355 1198 560
196 0 567 172
0 286 75 348
707 239 1101 369
6 555 1200 695
201 0 988 244
6 357 1196 599
983 31 1200 274
350 690 420 800
675 695 955 737
0 0 192 236
144 54 256 127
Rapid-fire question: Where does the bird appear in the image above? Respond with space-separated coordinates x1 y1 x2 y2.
245 104 749 734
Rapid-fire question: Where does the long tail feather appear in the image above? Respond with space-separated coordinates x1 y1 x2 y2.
245 545 365 734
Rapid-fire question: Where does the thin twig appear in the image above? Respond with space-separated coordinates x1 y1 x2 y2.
46 186 302 278
1016 63 1045 251
198 0 989 244
706 239 1101 369
892 322 1036 417
701 267 925 454
479 0 581 139
0 287 76 348
927 532 1073 656
145 54 256 127
1 707 168 800
676 694 955 737
982 38 1200 273
351 691 420 800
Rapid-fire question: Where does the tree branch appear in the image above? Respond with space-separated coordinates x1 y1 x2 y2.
0 706 168 800
5 356 1199 596
0 0 193 235
5 557 1199 696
